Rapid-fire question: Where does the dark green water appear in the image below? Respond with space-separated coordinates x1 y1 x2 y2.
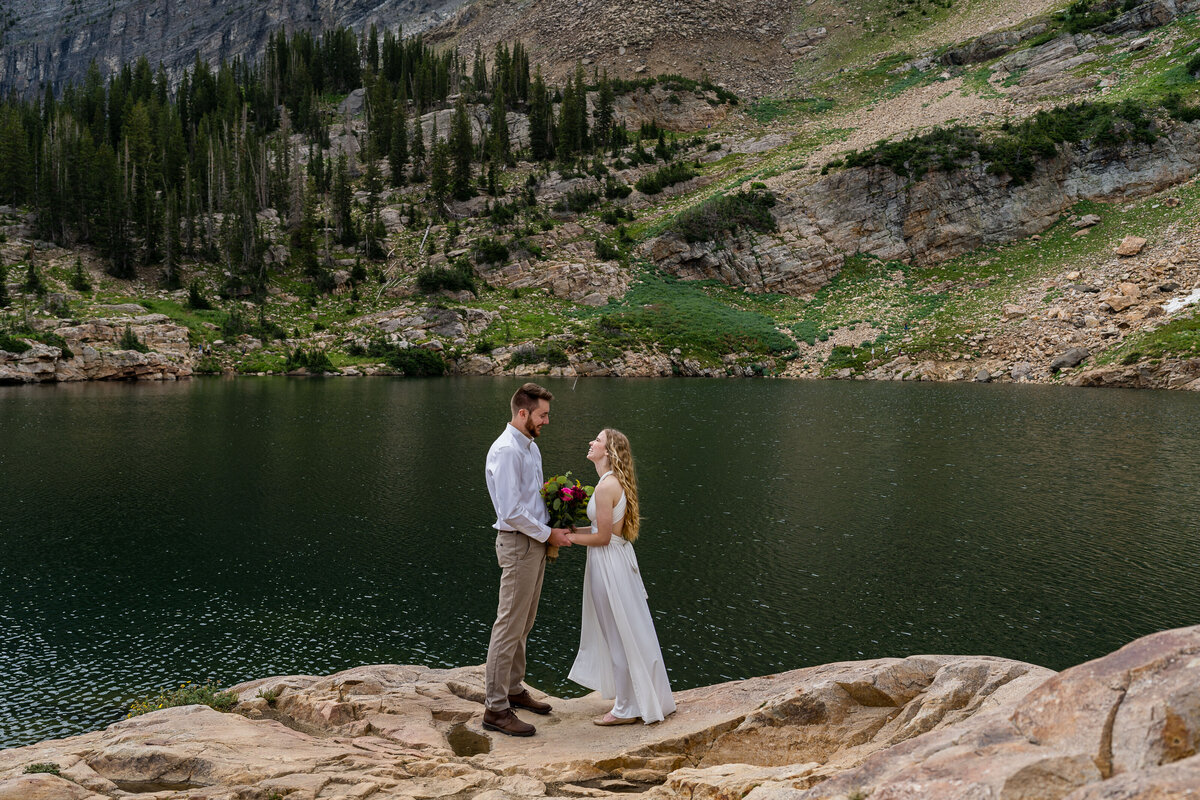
2 377 1199 749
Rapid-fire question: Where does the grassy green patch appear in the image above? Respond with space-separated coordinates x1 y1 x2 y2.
127 681 239 718
234 350 289 374
746 96 836 124
1101 311 1200 363
795 0 959 95
588 270 795 362
787 253 957 363
823 342 883 375
23 763 60 775
961 66 1003 98
110 296 223 341
698 282 809 324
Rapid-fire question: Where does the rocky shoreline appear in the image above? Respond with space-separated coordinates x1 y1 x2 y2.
4 330 1199 391
2 625 1198 799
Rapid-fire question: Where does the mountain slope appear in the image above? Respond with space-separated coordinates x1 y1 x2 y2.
0 0 468 95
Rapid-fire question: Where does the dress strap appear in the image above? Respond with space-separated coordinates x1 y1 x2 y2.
599 470 614 482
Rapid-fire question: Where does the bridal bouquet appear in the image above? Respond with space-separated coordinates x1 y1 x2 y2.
541 472 593 562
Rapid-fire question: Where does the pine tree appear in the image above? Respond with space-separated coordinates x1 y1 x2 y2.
187 279 212 310
0 107 30 206
449 95 474 200
161 191 181 289
119 323 147 352
308 144 330 194
472 42 488 97
490 84 510 165
573 62 589 153
291 177 329 291
429 140 450 215
389 97 408 186
366 24 380 75
331 152 354 245
492 43 511 102
513 42 530 103
0 263 9 308
362 145 386 259
24 253 47 297
557 81 578 159
69 258 92 293
368 73 392 155
410 115 426 182
528 69 552 161
487 162 499 197
595 70 615 149
656 130 670 162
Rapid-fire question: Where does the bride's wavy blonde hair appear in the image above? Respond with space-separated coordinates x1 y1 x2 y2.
602 428 641 542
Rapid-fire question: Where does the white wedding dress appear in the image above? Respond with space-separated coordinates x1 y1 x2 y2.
568 472 675 723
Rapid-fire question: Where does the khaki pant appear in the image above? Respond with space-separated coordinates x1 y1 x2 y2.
485 531 547 712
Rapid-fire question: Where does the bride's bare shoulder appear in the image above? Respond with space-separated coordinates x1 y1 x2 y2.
594 474 621 499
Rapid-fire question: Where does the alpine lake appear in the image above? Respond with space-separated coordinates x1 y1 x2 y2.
2 376 1199 748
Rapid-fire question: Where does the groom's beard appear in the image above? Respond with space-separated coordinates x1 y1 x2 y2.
524 418 542 438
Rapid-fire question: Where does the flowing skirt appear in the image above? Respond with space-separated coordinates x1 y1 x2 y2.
568 536 675 723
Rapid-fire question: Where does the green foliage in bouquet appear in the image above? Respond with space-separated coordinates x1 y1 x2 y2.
541 472 594 529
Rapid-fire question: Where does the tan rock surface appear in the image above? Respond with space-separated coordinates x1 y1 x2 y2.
0 315 194 383
783 625 1200 800
0 655 1050 799
2 629 1198 800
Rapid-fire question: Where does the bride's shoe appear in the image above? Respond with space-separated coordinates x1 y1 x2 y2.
592 713 639 726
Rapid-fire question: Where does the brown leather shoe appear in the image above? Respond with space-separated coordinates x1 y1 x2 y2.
507 689 552 715
482 708 535 737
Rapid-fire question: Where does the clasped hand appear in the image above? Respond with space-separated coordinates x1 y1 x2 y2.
549 527 575 547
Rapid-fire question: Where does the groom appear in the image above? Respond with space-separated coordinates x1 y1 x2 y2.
483 383 574 737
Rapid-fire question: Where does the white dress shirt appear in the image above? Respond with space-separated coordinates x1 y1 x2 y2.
485 423 551 542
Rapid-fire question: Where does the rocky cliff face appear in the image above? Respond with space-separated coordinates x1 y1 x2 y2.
645 122 1200 296
1 626 1198 799
428 0 799 97
0 313 192 383
0 0 469 95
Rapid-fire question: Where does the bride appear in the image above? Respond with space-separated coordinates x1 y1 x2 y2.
566 428 676 725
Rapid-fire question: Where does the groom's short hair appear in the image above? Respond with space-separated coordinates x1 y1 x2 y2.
511 382 553 415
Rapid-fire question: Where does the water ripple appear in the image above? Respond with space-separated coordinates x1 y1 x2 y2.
1 378 1198 747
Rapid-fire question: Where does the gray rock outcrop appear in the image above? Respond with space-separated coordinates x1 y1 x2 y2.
645 121 1200 295
0 314 192 383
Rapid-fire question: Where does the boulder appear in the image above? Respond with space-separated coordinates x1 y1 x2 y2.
1116 236 1148 256
1050 347 1090 373
1002 303 1028 321
0 773 97 800
790 626 1200 800
1105 294 1137 312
